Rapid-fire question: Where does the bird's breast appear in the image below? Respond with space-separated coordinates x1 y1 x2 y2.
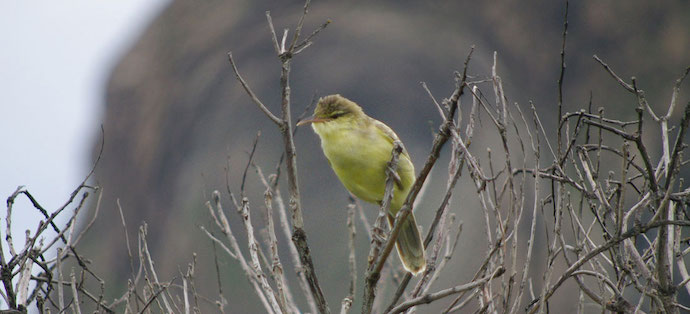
312 121 393 203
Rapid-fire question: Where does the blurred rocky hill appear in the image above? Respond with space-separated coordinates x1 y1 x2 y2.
85 0 689 312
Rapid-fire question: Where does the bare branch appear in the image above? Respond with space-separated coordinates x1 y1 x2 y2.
227 52 282 126
262 177 294 313
237 198 284 313
557 0 569 158
287 0 311 53
388 267 505 314
341 204 357 314
294 20 332 55
362 141 403 314
265 11 281 54
363 47 474 314
528 219 690 313
593 55 635 93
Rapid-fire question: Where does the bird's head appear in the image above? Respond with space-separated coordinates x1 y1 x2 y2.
297 94 364 126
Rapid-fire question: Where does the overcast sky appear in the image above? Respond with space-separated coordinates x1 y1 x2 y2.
0 1 169 255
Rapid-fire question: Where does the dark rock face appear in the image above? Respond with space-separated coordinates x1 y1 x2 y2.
88 1 689 312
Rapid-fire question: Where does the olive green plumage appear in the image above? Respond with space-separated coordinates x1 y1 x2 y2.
298 94 426 274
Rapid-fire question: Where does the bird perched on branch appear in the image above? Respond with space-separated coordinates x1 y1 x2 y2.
298 94 426 274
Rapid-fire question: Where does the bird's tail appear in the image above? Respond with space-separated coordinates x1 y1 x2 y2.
388 213 426 275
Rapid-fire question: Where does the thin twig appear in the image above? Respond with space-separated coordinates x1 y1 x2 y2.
227 52 282 126
388 267 505 314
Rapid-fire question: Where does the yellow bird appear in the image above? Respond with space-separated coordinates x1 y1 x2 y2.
298 94 426 274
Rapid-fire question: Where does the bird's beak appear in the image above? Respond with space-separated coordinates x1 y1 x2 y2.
296 117 330 126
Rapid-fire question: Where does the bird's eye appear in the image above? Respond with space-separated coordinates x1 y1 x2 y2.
330 111 346 119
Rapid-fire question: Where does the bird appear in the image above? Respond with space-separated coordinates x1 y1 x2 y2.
297 94 426 274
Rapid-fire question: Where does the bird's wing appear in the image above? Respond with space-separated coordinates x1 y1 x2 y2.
371 119 408 153
372 118 413 189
